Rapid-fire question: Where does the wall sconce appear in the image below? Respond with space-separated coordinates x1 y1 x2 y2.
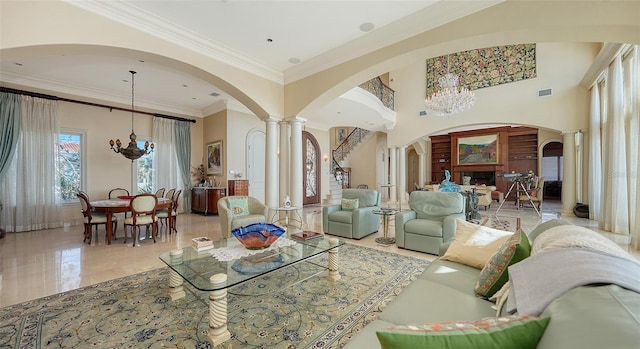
323 154 329 162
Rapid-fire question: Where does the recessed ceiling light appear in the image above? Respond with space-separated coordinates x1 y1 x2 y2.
288 57 301 64
14 62 23 66
209 92 221 97
267 38 273 42
182 84 188 87
359 22 375 32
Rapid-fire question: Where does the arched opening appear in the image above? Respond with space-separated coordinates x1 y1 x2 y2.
302 131 321 205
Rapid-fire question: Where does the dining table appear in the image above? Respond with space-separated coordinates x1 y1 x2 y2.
91 197 172 245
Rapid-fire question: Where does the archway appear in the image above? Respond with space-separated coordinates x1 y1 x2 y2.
302 131 321 205
542 141 563 201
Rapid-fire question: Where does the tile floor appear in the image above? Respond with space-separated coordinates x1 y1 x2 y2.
0 199 637 308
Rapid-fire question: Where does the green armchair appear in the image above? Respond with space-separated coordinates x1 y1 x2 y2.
218 196 269 238
322 189 382 239
395 191 465 255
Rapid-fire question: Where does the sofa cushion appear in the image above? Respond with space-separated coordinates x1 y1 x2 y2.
526 218 573 242
328 210 353 224
380 279 496 324
418 259 482 293
537 285 640 349
441 219 513 269
341 198 359 211
227 197 249 216
404 219 443 237
475 230 531 298
409 191 464 220
376 315 550 349
342 188 379 207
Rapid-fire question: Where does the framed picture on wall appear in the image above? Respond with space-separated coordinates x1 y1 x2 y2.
458 134 498 164
207 140 223 175
336 127 348 145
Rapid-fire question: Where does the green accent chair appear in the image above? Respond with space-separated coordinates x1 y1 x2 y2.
218 196 269 238
322 189 382 239
396 191 465 255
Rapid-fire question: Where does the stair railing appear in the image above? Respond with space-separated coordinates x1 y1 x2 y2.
358 77 395 110
331 128 372 187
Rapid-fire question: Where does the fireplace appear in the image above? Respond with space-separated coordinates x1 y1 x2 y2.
461 171 495 186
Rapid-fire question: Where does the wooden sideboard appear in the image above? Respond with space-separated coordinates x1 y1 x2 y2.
191 187 226 215
228 180 249 196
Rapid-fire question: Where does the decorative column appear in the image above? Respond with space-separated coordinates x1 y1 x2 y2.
327 238 341 281
279 121 290 206
208 273 231 346
289 118 305 209
168 249 185 300
389 147 397 204
398 146 407 209
265 118 279 210
561 131 578 216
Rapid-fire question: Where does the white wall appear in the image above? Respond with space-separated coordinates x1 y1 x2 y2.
387 42 597 147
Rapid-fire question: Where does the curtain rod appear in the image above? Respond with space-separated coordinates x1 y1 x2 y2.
0 86 197 123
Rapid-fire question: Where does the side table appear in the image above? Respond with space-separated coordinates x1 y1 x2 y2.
372 208 396 245
271 206 303 229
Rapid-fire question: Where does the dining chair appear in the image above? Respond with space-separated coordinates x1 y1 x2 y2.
77 192 117 244
124 194 158 247
108 188 129 199
158 189 181 234
108 187 130 236
155 188 166 198
164 188 176 200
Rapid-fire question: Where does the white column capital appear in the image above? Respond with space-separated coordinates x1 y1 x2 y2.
284 116 307 124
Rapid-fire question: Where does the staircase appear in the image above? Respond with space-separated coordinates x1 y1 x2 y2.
323 127 373 205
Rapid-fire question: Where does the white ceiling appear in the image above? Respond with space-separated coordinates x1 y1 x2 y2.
0 0 502 130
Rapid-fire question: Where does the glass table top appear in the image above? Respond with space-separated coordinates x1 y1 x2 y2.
159 233 343 291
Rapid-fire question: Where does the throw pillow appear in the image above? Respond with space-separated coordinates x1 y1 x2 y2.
475 230 531 298
376 315 550 349
228 197 249 216
441 219 513 269
341 198 359 211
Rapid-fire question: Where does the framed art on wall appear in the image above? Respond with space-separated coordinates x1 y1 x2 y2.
207 140 223 175
336 127 348 145
458 134 498 164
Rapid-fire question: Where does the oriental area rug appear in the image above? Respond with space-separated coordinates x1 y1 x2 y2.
0 243 428 349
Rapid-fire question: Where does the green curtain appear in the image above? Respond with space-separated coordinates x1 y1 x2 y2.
174 120 192 212
0 92 21 182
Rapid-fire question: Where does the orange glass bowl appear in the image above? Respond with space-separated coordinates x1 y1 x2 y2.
231 223 286 250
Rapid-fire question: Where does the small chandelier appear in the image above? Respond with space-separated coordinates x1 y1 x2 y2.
109 70 154 161
424 55 475 116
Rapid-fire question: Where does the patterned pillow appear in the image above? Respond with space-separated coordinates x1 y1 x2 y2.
376 315 550 349
341 198 359 211
228 197 249 216
475 230 531 298
441 219 513 269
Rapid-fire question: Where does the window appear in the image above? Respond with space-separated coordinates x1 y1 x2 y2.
135 140 154 194
57 131 84 202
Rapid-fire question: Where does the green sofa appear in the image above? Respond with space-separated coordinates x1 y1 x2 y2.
344 219 640 349
395 191 465 255
322 189 381 239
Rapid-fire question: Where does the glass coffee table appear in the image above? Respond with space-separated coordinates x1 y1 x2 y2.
159 234 344 346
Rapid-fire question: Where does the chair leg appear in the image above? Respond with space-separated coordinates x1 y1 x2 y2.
152 222 157 243
132 226 138 247
83 223 89 243
112 221 118 240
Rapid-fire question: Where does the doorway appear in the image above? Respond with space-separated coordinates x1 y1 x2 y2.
541 141 563 200
303 131 321 205
247 129 266 202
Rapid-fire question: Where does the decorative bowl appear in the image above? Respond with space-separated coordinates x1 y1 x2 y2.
231 223 285 250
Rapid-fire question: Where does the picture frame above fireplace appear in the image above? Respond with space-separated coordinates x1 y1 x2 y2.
458 134 498 165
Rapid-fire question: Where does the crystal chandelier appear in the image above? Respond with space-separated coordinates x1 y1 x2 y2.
109 71 154 161
424 56 475 116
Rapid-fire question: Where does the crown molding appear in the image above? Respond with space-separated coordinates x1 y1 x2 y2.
64 0 284 84
1 72 204 117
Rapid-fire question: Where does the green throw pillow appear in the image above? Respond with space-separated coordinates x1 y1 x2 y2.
376 315 550 349
341 198 359 211
475 230 531 298
228 197 249 216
